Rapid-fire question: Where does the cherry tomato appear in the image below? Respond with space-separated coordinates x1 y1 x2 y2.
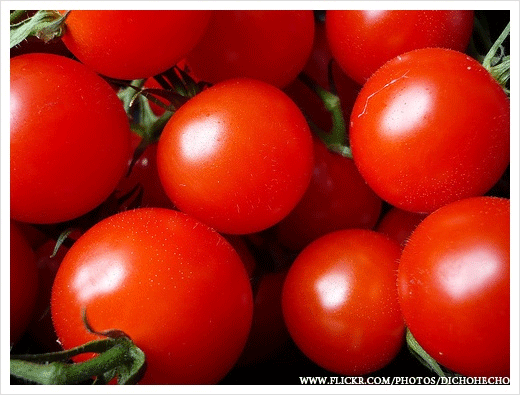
115 135 174 210
376 207 427 250
276 137 382 251
10 53 131 224
186 10 315 88
326 10 474 85
282 229 405 375
238 271 289 366
10 222 39 346
51 208 253 384
157 78 314 235
60 10 212 80
397 197 510 377
350 48 510 213
27 239 70 352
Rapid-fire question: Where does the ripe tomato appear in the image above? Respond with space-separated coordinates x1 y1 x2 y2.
276 137 382 251
60 10 212 80
376 207 427 250
115 135 174 210
326 10 474 85
397 197 510 377
51 208 253 384
27 239 70 353
157 78 314 235
282 229 405 375
238 271 289 366
186 10 315 88
350 48 510 213
10 53 131 224
10 222 39 346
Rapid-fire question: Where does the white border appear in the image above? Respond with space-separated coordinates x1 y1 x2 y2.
2 2 518 394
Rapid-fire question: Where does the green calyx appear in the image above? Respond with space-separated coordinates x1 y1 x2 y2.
10 10 69 49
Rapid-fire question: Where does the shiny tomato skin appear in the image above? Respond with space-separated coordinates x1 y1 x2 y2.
157 78 314 235
350 48 510 213
10 53 131 224
10 222 39 346
397 197 510 377
276 137 382 251
186 10 315 88
51 208 253 384
282 229 405 375
60 10 212 80
326 10 474 85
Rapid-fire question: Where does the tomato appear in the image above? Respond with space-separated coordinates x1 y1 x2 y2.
115 135 174 210
186 11 315 88
238 271 289 366
326 10 474 85
283 21 361 134
276 137 382 251
350 48 510 213
10 222 39 346
27 239 70 353
60 10 212 80
282 229 405 375
10 53 131 224
51 208 253 384
157 78 314 235
376 207 427 250
397 197 510 377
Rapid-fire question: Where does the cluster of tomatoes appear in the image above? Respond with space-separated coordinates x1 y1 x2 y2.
10 9 510 385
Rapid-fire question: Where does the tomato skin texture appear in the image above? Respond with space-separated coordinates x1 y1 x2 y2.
276 137 382 251
282 229 405 375
157 78 314 235
350 48 510 213
186 10 315 88
10 222 39 346
61 10 212 80
51 208 253 384
10 53 131 224
326 10 474 85
397 197 510 377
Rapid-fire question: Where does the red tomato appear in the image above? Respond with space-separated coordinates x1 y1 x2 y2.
282 229 405 375
27 239 70 352
326 10 474 85
238 271 289 366
376 207 427 250
51 208 253 384
350 48 510 213
60 10 212 80
276 137 382 251
283 21 361 134
10 222 39 346
157 78 314 235
116 135 174 210
186 10 315 88
397 197 510 377
10 53 131 224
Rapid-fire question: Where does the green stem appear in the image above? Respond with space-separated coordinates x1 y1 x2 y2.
297 73 352 158
482 22 510 94
11 337 146 385
406 328 446 377
10 10 69 48
10 10 27 24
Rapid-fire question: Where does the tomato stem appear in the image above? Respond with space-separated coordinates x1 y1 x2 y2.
10 10 69 48
297 73 352 159
482 22 510 94
10 336 146 384
405 328 447 377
